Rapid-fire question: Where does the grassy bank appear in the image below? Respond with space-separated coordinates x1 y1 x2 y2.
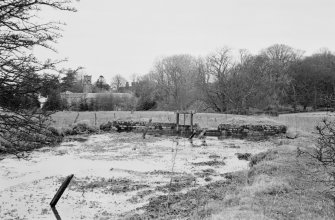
124 135 335 219
206 136 335 219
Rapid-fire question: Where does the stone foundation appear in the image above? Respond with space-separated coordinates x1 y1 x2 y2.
100 120 287 139
218 124 287 139
100 120 195 136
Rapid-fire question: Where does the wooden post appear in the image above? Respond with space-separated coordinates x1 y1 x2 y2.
73 112 79 124
198 129 207 139
190 113 194 131
188 131 197 140
142 119 152 139
50 174 74 207
198 129 207 146
94 113 97 126
51 207 61 220
176 113 180 132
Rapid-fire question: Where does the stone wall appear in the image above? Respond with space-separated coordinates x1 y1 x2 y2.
217 123 287 139
99 120 286 139
100 120 196 136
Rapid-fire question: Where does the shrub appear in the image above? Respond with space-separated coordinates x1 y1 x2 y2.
236 153 251 160
71 121 98 134
79 99 89 111
136 98 156 110
100 121 113 131
249 150 278 167
47 126 64 137
62 126 75 136
244 175 291 196
43 92 65 111
311 118 335 189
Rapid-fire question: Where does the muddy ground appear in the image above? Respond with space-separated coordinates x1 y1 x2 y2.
0 133 276 219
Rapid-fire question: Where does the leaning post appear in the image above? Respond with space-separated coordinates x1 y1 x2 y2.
190 112 194 131
50 174 74 207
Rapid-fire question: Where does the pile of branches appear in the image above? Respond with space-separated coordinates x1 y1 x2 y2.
0 107 62 156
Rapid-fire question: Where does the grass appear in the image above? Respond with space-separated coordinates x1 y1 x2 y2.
278 112 335 132
51 110 335 132
199 140 335 219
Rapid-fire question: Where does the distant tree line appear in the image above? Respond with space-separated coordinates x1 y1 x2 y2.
26 43 335 114
133 45 335 113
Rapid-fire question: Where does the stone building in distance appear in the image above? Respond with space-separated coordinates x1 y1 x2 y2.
60 75 136 110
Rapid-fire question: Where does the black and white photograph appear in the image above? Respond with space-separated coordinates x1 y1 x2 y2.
1 0 335 219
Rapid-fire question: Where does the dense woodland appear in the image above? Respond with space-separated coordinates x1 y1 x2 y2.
137 45 335 113
42 44 335 113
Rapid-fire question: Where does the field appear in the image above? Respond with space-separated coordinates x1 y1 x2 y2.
52 111 269 129
1 111 335 219
52 110 335 132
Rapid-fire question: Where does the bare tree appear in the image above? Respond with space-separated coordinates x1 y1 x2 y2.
111 74 126 92
0 0 75 155
261 44 304 108
151 54 197 110
195 47 235 112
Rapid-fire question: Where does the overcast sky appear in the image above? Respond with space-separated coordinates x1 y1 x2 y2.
35 0 335 82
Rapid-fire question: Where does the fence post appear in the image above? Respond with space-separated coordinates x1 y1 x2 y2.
142 119 152 139
73 112 80 124
176 113 180 132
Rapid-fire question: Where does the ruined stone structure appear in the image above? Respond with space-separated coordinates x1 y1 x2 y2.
99 120 287 139
217 123 287 139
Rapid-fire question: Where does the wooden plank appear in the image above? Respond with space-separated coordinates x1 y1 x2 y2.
188 130 197 140
198 129 207 139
